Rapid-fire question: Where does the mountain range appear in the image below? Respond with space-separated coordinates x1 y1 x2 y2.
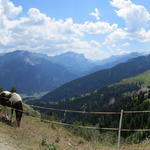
0 51 76 94
39 54 150 102
0 50 142 95
49 52 95 76
90 52 141 73
49 51 142 76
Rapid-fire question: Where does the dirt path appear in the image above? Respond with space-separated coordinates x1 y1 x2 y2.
0 137 16 150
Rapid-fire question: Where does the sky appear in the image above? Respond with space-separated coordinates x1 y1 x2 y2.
0 0 150 60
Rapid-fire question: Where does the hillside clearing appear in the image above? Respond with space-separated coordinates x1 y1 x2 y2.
115 70 150 87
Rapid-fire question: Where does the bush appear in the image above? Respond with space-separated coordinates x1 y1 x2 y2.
47 143 57 150
41 138 57 150
67 122 100 142
126 131 148 143
41 138 47 146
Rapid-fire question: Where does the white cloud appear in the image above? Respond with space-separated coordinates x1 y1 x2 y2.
111 0 132 9
89 8 100 20
104 0 150 45
90 40 101 48
127 28 150 42
1 0 150 60
111 0 150 32
121 42 129 47
105 27 150 45
104 28 127 44
0 0 22 18
0 0 120 60
78 21 118 34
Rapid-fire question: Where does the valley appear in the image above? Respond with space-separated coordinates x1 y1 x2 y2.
39 54 150 102
1 0 150 149
1 50 150 149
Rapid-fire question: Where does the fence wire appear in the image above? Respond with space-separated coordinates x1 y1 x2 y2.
1 104 150 132
29 104 150 132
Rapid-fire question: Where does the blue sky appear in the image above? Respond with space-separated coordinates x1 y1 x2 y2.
0 0 150 60
12 0 111 22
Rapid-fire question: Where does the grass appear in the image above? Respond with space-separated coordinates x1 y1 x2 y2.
0 114 102 150
110 70 150 87
1 114 150 150
1 104 150 149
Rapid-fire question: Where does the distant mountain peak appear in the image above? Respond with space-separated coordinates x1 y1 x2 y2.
55 51 86 60
0 50 76 94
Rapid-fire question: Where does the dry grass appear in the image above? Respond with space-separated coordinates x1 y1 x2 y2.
0 115 100 150
0 114 150 150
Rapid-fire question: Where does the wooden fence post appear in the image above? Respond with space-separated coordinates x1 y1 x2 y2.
118 109 123 150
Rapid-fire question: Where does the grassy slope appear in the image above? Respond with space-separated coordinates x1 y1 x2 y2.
0 104 150 149
1 114 150 150
114 70 150 87
0 114 106 150
0 104 109 150
1 115 150 150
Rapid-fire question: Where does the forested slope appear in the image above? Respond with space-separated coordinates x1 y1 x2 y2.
40 54 150 102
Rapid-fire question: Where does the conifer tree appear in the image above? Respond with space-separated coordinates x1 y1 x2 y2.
0 88 3 93
10 87 17 93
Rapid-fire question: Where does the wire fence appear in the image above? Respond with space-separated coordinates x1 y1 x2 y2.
29 105 150 150
29 105 150 132
1 104 150 150
2 104 150 132
30 105 121 115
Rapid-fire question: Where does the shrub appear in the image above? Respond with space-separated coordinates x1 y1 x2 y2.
47 143 57 150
